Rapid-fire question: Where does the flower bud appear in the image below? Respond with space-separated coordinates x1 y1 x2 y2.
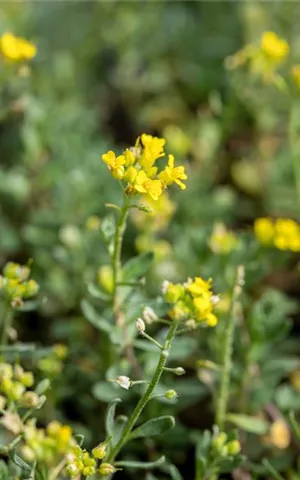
86 216 101 231
227 440 241 455
142 306 158 324
21 391 40 408
24 279 39 298
136 318 145 334
20 392 38 408
174 367 185 376
66 463 80 478
83 466 96 476
98 463 116 476
211 432 227 452
20 371 34 388
115 376 131 390
164 389 177 400
97 265 114 294
92 441 107 460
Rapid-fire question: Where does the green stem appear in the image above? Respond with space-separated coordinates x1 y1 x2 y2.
216 266 244 431
289 104 300 209
1 304 12 347
107 319 180 462
112 194 130 319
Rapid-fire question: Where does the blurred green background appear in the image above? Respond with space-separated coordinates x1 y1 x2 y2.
1 1 300 478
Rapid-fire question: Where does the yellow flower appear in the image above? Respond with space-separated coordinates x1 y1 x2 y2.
139 133 165 170
0 32 36 61
193 294 213 321
209 224 237 254
133 170 163 201
254 217 274 245
101 150 125 179
186 277 212 297
124 149 136 166
274 218 300 252
86 216 101 231
97 265 114 294
269 419 291 449
260 31 289 63
291 64 300 88
159 154 187 190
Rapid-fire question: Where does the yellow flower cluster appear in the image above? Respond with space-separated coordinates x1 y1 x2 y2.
0 32 36 61
226 31 289 82
162 276 218 327
66 440 116 478
22 420 75 464
209 223 238 255
0 262 39 307
0 363 35 406
101 134 187 201
254 217 300 252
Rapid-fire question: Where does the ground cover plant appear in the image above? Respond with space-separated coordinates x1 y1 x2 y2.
1 1 300 479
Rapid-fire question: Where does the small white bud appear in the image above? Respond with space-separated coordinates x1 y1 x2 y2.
136 318 146 333
174 367 185 376
211 295 220 306
162 280 170 294
115 376 131 390
142 306 158 324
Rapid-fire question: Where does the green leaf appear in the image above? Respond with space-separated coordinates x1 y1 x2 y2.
129 416 175 440
195 430 211 480
262 459 285 480
92 381 130 403
10 452 33 476
123 252 154 282
115 456 165 469
35 379 51 395
87 282 111 301
74 434 84 447
81 300 112 334
0 460 8 479
226 413 269 434
105 398 122 437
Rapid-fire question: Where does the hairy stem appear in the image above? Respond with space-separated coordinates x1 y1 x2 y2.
216 266 244 431
1 304 12 347
107 319 180 462
289 104 300 209
112 194 130 317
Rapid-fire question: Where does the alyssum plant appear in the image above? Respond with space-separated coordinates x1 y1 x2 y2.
0 134 242 479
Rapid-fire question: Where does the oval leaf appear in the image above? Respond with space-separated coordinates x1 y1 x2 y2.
105 398 122 437
123 252 154 282
81 300 112 334
226 413 269 434
130 416 175 440
115 455 165 469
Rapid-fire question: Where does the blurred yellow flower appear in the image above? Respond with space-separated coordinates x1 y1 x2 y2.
291 64 300 87
254 217 275 245
269 419 291 449
209 223 237 254
260 31 289 63
254 217 300 251
0 32 36 61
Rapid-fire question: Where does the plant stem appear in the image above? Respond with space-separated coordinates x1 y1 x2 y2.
1 304 12 347
112 193 130 322
107 319 180 462
216 266 244 431
289 104 300 209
